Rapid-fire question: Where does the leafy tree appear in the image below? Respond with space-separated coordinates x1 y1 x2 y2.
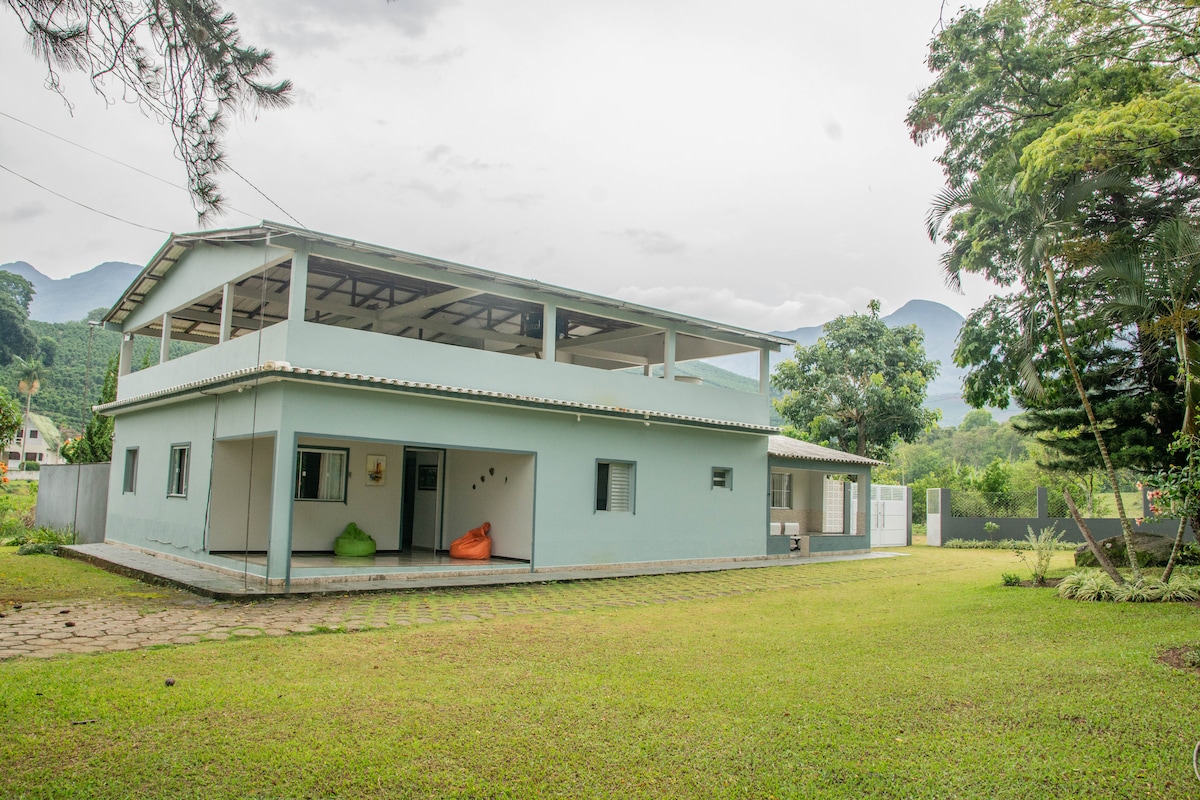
0 386 20 451
772 301 939 459
61 357 116 463
8 0 292 218
0 272 38 367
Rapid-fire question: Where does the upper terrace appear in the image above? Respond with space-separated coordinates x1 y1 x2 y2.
101 223 791 429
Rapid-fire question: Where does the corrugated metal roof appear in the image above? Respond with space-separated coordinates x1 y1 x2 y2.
95 362 779 435
768 435 884 467
104 222 796 349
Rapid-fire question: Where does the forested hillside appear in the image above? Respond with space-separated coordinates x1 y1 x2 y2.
0 312 203 437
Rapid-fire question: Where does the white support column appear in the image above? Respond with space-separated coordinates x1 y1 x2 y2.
542 302 557 363
759 347 772 394
159 313 172 363
118 334 134 377
288 247 309 323
219 282 234 342
663 328 676 381
266 430 296 586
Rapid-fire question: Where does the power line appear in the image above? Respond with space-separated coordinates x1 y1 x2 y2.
0 109 299 224
0 162 169 234
225 163 307 229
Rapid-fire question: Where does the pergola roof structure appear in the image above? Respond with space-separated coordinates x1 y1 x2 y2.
104 223 793 371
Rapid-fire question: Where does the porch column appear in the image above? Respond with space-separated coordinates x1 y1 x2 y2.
759 347 771 394
860 472 873 546
843 480 854 536
663 328 676 381
118 334 134 377
265 429 296 586
542 301 557 363
159 313 172 363
288 247 309 323
219 282 234 343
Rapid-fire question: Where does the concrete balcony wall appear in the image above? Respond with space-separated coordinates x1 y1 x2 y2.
116 323 289 401
283 322 769 426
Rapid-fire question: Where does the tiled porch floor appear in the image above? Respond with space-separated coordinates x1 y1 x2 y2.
226 550 527 569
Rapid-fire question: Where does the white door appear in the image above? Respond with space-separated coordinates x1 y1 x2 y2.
872 485 909 547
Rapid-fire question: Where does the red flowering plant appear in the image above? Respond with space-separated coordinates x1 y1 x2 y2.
0 462 7 485
1138 433 1200 579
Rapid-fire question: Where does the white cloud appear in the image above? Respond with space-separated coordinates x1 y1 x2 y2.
613 285 889 332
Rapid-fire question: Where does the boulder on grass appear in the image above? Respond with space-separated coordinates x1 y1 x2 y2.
1074 531 1177 568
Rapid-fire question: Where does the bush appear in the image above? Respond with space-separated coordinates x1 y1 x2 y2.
21 461 40 472
943 538 1075 551
1058 570 1118 601
1057 569 1200 602
1001 572 1022 586
1 525 73 549
1016 525 1064 586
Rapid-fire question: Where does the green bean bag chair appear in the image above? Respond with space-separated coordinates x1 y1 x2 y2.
334 522 376 557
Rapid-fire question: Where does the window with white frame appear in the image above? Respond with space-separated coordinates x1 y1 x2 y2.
770 472 792 509
167 444 190 497
123 448 139 494
711 467 732 489
295 447 349 502
595 460 635 512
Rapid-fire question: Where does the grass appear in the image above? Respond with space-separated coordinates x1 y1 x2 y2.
0 546 185 605
2 546 1199 798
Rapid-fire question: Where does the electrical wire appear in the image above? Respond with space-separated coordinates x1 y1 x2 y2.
0 109 302 225
0 162 169 233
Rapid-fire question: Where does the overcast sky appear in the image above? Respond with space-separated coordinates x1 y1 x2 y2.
0 0 995 331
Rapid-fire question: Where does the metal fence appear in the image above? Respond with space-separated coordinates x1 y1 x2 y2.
949 491 1037 518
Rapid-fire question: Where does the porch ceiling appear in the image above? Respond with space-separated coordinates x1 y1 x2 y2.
126 247 765 368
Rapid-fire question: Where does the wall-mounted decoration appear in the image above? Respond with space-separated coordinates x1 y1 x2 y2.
366 455 386 486
418 464 438 491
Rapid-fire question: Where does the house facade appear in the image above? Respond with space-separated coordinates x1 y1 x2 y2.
6 411 65 472
97 223 806 587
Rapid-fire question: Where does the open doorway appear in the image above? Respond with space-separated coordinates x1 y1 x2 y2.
402 447 444 552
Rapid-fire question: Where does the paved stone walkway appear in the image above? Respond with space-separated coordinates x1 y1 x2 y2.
1 551 955 661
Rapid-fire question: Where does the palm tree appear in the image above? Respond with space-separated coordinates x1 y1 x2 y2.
1089 214 1200 580
13 357 45 466
927 174 1142 582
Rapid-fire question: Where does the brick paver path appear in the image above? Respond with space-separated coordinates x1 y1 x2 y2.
0 555 952 660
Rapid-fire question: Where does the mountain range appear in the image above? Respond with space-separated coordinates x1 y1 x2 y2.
1 261 1002 425
0 260 142 323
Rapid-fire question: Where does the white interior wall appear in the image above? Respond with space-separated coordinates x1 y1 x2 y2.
442 450 534 560
290 438 405 551
208 436 275 551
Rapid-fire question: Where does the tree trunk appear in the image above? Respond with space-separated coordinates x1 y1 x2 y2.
1160 517 1188 583
1044 265 1142 581
19 392 30 464
1063 489 1125 584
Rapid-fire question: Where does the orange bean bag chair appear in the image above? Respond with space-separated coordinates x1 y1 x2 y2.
449 522 492 559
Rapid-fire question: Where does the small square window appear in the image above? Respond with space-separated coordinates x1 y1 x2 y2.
711 467 732 489
29 428 38 439
123 448 139 493
596 460 635 512
168 444 190 497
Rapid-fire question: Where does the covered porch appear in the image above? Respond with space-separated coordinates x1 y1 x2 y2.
766 435 883 556
206 433 536 586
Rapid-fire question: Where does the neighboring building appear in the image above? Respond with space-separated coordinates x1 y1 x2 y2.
767 435 881 556
6 411 65 471
96 222 871 589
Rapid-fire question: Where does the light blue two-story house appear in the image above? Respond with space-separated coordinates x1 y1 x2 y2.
97 222 870 589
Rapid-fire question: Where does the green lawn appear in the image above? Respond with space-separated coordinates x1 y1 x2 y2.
2 546 1198 799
